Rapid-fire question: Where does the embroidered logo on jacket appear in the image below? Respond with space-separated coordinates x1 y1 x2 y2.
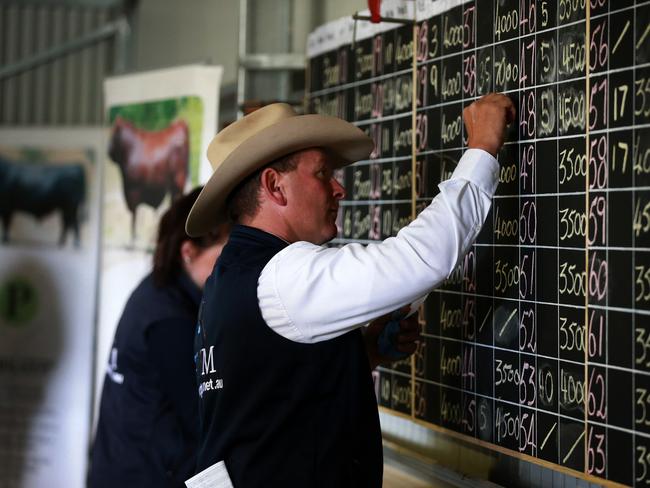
197 345 223 398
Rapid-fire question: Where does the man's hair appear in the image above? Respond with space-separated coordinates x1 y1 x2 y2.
226 152 299 222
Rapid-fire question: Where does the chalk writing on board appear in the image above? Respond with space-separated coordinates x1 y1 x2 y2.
308 0 650 485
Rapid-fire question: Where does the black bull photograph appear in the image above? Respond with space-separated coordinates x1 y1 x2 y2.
0 156 87 247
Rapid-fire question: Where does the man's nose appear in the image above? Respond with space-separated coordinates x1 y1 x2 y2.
331 177 346 200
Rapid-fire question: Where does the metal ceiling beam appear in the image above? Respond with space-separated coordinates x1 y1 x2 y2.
0 0 123 7
0 17 129 80
239 53 305 71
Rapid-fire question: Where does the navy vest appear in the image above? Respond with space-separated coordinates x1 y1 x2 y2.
195 225 382 487
90 272 201 488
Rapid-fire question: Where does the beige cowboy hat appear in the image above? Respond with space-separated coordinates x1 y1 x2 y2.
185 103 373 237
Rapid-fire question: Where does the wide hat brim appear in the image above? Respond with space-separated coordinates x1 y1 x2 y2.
186 114 373 237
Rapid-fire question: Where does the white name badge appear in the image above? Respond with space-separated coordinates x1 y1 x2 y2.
185 460 233 488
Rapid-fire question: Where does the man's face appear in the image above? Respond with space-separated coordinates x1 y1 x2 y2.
281 148 346 244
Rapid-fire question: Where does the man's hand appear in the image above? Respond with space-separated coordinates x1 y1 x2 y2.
363 307 422 369
463 92 516 157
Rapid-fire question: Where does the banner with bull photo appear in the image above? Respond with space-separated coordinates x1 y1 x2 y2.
97 65 222 419
0 128 103 487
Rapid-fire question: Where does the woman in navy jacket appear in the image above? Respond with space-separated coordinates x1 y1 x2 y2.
89 188 228 488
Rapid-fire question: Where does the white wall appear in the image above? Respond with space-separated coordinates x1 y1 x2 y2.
132 0 365 89
134 0 239 86
322 0 364 23
129 0 365 124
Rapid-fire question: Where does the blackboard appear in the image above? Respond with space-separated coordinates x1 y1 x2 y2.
307 0 650 486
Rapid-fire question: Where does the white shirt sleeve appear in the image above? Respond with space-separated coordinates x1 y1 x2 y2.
257 148 499 343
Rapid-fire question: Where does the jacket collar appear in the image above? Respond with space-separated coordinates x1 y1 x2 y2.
228 224 290 250
176 270 202 307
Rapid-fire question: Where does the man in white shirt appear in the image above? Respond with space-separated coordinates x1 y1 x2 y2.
185 93 515 488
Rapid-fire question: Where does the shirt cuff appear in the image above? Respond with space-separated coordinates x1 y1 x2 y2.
449 148 499 196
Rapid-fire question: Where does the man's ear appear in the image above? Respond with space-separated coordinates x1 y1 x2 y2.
259 168 287 206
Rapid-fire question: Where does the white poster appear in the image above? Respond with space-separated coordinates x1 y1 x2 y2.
0 128 103 487
96 64 222 418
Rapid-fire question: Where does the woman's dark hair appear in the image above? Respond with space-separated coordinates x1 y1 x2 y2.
153 187 221 286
